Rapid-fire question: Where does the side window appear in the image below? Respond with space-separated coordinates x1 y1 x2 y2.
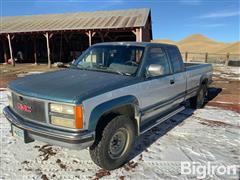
146 47 171 75
168 47 184 73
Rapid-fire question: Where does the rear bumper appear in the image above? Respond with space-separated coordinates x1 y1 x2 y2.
3 106 95 149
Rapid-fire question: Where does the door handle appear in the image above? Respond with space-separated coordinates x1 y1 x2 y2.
170 79 175 84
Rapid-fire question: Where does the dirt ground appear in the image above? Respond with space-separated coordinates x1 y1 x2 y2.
0 64 60 88
208 65 240 112
1 63 239 112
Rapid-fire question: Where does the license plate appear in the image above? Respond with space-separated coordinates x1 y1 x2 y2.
11 125 34 143
12 125 24 140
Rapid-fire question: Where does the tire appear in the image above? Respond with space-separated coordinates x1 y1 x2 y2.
190 84 207 109
89 115 136 170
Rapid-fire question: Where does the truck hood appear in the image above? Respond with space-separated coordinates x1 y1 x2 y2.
8 69 139 104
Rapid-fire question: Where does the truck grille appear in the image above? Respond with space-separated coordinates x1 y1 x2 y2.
12 93 46 123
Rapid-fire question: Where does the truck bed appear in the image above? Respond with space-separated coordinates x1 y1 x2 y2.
184 62 211 69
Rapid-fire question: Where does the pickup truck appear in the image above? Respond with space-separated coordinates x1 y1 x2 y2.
3 42 212 170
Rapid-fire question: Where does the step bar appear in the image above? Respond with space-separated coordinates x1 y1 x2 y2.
140 106 185 135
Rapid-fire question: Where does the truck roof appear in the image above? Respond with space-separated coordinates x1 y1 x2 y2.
93 41 178 48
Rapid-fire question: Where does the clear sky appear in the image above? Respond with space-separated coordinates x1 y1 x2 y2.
1 0 239 42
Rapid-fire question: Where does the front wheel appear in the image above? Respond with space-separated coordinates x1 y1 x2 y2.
89 115 136 170
190 84 207 109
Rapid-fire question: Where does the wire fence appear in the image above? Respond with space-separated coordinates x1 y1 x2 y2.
180 52 240 66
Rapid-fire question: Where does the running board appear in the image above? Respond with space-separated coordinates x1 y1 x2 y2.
140 106 185 135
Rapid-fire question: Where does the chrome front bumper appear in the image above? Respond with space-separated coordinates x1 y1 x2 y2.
3 106 95 149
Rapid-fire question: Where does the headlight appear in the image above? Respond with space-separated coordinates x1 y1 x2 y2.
7 90 13 108
50 104 83 129
50 103 74 115
51 116 75 128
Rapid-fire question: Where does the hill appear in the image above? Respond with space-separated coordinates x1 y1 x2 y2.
152 34 238 54
177 34 217 44
216 42 240 54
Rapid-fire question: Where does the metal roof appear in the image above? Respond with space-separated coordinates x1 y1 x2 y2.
0 8 150 34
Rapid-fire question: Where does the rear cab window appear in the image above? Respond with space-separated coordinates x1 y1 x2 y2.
167 46 185 73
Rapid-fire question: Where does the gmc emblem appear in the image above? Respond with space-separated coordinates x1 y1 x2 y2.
16 103 32 113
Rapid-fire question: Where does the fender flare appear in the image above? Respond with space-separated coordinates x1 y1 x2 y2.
88 95 140 134
200 74 209 87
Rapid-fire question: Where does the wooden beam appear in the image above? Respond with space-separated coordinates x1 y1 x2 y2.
86 31 92 46
49 33 54 39
98 32 104 42
139 28 143 42
2 40 8 63
134 28 140 42
64 34 69 43
131 30 137 36
85 31 96 46
44 32 51 68
33 38 37 64
104 32 109 38
7 34 15 66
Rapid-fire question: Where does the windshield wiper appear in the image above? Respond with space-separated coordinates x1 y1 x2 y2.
113 71 131 76
72 65 131 76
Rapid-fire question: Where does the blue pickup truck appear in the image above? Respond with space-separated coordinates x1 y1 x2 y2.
3 42 212 170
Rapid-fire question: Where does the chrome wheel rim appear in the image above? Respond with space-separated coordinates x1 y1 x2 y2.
108 128 129 159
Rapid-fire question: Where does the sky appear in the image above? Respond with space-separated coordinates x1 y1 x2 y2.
1 0 239 42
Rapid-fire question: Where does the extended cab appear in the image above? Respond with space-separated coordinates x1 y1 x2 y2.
3 42 212 170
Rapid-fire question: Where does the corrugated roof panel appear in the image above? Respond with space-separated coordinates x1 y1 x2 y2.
0 8 150 33
127 16 138 27
120 17 131 28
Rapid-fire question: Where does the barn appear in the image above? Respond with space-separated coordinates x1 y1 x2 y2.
0 8 152 67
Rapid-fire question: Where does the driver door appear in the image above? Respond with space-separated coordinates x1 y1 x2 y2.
140 47 175 121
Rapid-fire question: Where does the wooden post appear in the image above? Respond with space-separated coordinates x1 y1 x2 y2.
139 28 143 42
86 31 96 46
7 34 14 66
88 31 92 46
185 52 188 62
132 29 139 42
205 52 208 63
2 40 8 63
44 32 51 68
33 38 37 65
136 28 139 42
225 52 230 66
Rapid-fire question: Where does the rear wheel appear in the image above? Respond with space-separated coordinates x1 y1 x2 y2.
190 84 207 109
89 115 135 170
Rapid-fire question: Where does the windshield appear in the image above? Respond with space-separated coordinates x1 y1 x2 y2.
73 45 145 76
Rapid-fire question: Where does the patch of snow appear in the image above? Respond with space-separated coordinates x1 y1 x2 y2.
213 65 240 80
0 91 239 179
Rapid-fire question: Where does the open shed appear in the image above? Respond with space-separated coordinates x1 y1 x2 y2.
0 8 152 67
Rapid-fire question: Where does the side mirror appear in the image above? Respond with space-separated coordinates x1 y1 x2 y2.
146 64 165 77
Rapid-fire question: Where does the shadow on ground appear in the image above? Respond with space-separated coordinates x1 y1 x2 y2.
129 87 222 161
129 108 195 160
206 87 222 103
